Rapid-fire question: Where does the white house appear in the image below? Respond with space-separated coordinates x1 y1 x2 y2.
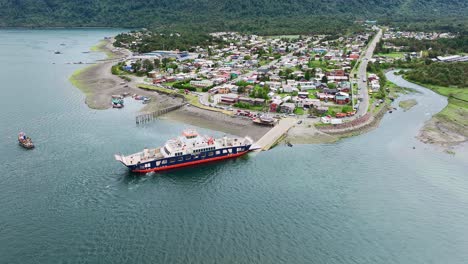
190 80 214 88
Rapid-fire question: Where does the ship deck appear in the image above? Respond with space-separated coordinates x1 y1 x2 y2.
118 148 164 166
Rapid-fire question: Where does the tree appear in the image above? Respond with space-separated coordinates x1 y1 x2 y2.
162 58 169 68
304 71 311 81
154 59 161 69
132 61 142 72
321 75 328 83
142 59 154 72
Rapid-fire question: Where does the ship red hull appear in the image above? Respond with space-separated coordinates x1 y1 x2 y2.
132 150 249 173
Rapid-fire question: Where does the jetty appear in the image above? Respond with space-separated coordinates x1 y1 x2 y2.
252 118 296 151
136 104 184 124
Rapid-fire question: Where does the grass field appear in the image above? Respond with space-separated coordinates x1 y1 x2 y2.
308 91 317 99
421 84 468 102
375 52 405 59
294 108 305 115
399 99 418 111
408 80 468 136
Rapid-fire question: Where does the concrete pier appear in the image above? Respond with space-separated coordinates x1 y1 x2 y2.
252 118 296 151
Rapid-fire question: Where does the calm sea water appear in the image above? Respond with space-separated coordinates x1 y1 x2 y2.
0 29 467 264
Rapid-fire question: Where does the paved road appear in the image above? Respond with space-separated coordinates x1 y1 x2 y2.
252 118 296 151
354 29 383 117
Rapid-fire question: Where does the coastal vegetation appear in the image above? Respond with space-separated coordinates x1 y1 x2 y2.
405 62 467 88
399 99 418 111
400 62 468 145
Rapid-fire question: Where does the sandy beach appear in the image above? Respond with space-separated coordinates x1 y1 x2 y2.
69 38 182 110
163 105 271 141
69 40 272 140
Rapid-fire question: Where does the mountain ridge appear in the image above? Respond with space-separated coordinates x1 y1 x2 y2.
0 0 466 33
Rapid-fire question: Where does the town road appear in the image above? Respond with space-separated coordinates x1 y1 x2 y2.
354 29 383 117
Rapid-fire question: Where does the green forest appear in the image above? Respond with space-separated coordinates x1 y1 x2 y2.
376 36 468 58
406 63 468 88
1 0 467 34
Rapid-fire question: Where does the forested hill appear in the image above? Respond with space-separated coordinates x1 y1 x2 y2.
0 0 467 33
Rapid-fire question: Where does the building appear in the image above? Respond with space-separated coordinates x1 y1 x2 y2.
269 99 282 112
316 93 335 101
238 97 265 106
190 80 214 88
219 94 238 104
280 103 296 114
335 92 350 105
298 92 309 99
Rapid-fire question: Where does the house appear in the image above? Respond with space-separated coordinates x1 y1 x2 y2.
315 106 329 114
153 77 167 84
298 92 309 99
209 86 231 94
148 70 158 78
269 99 283 112
337 81 351 92
190 80 213 88
314 82 328 90
282 84 297 93
238 97 265 105
316 93 335 101
348 53 359 60
370 80 380 91
335 92 350 105
280 103 296 114
298 81 316 91
265 81 282 90
323 88 338 94
238 96 255 104
368 74 379 82
220 94 238 104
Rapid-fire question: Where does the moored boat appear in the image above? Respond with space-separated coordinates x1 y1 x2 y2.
18 132 34 149
112 95 124 108
115 129 253 173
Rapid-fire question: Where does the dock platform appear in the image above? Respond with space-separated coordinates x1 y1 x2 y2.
252 118 296 151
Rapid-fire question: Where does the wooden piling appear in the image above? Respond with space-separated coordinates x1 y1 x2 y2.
136 104 184 125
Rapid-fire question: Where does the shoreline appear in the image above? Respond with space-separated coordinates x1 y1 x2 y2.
400 78 467 150
70 37 462 149
69 38 181 110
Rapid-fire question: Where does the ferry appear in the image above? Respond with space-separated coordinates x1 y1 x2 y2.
115 129 254 173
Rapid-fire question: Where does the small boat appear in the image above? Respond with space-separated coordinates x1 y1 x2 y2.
18 132 34 149
142 97 151 104
54 51 62 54
112 96 124 108
287 142 293 147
